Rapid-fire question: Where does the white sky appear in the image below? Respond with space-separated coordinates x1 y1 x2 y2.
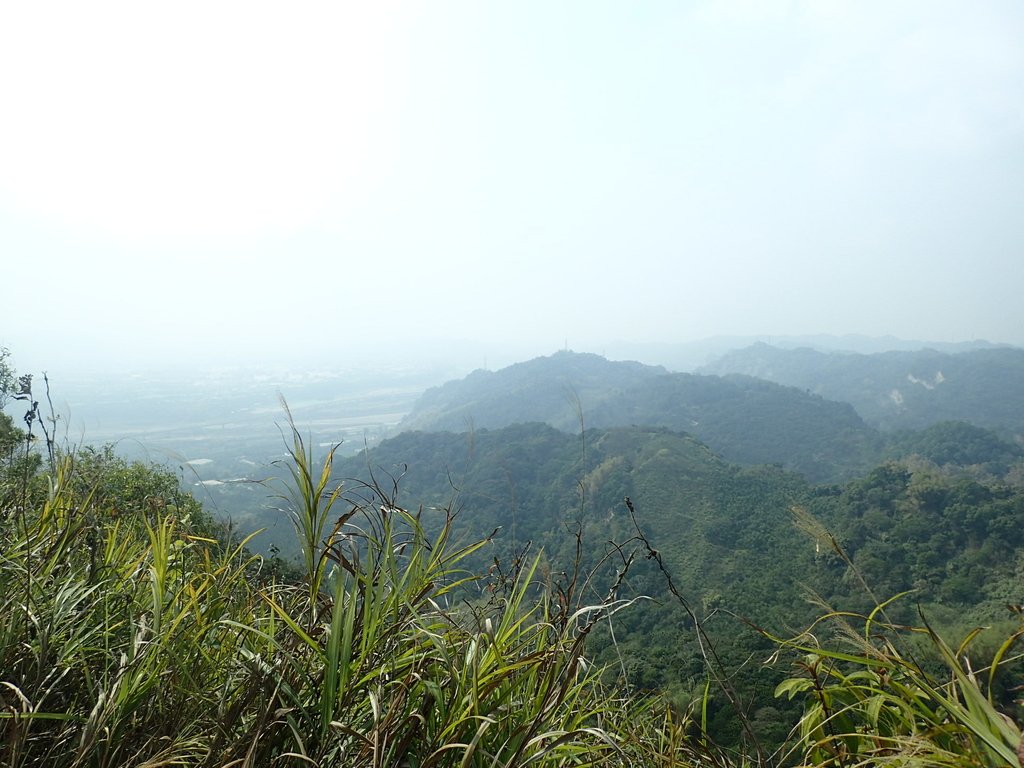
2 1 1023 373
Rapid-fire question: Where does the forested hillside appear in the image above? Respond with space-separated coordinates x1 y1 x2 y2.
885 420 1024 482
587 373 879 482
399 351 882 482
702 343 1024 434
331 420 1024 746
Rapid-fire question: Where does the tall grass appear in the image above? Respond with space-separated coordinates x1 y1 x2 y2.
0 407 711 767
770 602 1023 767
773 510 1024 767
6 386 1020 767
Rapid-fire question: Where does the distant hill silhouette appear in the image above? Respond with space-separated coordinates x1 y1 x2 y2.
399 351 879 482
399 351 664 433
700 344 1024 435
603 334 1006 371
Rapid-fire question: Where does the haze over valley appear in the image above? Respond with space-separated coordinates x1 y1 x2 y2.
14 335 1023 558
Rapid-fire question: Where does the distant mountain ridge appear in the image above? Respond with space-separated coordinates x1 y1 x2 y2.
399 351 879 482
400 351 666 433
700 344 1024 436
601 335 1011 372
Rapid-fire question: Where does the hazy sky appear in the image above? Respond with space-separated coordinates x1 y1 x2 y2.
3 1 1023 373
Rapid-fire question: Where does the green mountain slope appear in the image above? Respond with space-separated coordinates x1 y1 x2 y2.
335 424 815 623
399 351 881 483
588 373 880 482
335 425 817 729
884 420 1024 481
330 420 1024 746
